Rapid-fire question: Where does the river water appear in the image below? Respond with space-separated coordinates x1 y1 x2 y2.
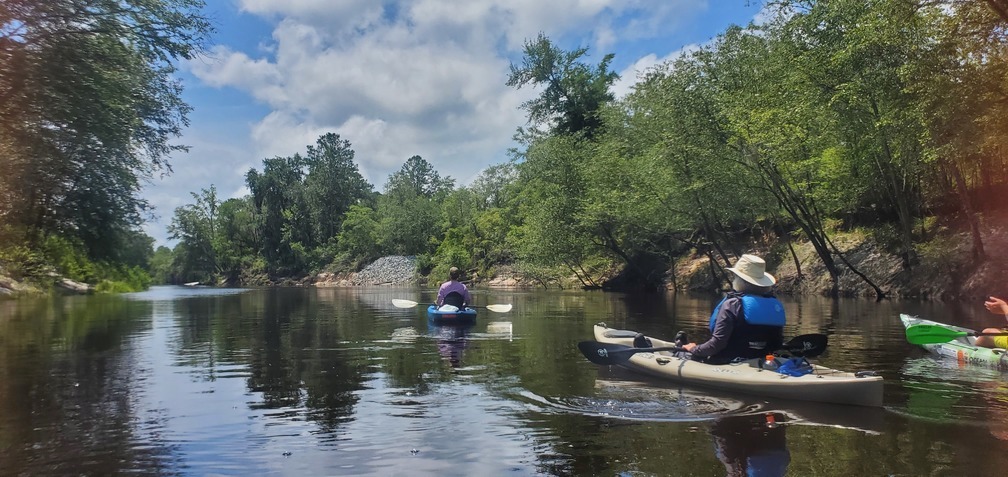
0 286 1006 476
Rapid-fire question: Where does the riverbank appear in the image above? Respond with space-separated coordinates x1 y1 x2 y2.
0 269 94 298
314 213 1008 302
4 214 1003 302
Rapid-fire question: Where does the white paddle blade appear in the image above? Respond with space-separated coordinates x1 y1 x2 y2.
486 303 512 313
391 299 419 308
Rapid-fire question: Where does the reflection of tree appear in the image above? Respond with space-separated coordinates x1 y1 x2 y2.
0 295 178 474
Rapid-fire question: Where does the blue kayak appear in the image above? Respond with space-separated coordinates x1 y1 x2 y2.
427 305 477 325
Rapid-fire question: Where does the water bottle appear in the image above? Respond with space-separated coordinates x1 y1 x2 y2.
763 354 777 371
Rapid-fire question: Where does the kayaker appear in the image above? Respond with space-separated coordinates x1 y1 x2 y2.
976 295 1008 349
681 254 786 364
436 267 472 311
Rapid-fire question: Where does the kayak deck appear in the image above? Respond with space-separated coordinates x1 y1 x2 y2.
592 323 884 407
900 314 1007 369
427 305 477 325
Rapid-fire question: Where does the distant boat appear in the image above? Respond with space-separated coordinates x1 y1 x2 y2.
183 281 200 287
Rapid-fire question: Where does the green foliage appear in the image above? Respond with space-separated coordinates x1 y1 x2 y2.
432 228 472 280
94 265 152 293
41 235 97 283
303 133 374 246
0 244 48 281
507 32 619 139
336 204 382 268
384 155 454 199
148 246 174 284
0 0 212 262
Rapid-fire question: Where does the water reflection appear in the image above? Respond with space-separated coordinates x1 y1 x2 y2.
710 413 790 477
429 323 473 368
899 356 1008 440
5 286 1008 474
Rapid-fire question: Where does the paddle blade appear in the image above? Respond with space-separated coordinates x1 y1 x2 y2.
904 324 968 345
391 299 419 308
486 303 512 313
578 341 637 365
781 334 828 358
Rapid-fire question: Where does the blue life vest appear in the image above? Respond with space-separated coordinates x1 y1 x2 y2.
709 295 786 331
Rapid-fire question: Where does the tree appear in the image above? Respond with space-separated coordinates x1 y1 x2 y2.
336 204 381 267
0 0 212 261
148 246 175 284
168 186 222 281
384 155 453 200
303 133 373 246
507 33 619 139
246 155 310 274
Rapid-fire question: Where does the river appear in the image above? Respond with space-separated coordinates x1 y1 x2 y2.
0 286 1005 476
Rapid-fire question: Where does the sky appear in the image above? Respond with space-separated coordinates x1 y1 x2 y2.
141 0 767 247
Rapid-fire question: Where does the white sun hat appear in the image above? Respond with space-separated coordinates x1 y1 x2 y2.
727 254 776 287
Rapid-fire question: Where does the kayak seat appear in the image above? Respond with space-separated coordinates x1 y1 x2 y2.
601 329 641 339
443 291 465 308
633 333 653 348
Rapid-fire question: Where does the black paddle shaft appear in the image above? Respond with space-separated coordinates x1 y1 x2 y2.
578 333 828 366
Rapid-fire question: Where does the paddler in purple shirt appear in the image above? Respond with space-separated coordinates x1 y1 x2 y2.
436 267 472 310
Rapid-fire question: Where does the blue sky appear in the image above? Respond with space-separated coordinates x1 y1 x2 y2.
142 0 766 247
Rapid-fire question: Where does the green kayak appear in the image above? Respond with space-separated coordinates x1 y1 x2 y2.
900 314 1008 369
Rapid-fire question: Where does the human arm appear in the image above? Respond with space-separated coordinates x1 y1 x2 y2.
462 286 473 307
687 298 740 358
984 296 1008 319
435 283 447 306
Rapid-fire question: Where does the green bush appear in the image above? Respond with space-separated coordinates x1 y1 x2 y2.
0 244 48 280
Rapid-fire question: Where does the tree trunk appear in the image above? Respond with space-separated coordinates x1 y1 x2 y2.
943 157 986 262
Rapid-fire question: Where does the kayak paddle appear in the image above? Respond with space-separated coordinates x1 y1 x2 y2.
577 341 686 365
904 324 1008 345
391 299 513 313
578 333 828 366
780 333 828 358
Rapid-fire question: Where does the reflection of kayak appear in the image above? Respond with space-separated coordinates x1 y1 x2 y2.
900 314 1008 369
426 305 477 325
593 323 884 407
429 322 472 367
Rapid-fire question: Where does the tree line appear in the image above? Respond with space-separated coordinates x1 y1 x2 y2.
163 1 1006 296
2 1 1006 295
0 0 211 291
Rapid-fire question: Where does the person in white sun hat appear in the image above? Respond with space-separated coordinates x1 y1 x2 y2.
681 254 786 364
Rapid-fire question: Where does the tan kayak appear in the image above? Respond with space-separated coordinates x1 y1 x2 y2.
591 323 884 407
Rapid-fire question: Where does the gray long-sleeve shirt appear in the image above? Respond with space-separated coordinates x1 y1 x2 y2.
692 296 744 358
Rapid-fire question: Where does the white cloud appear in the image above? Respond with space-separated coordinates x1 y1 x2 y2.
611 43 702 98
142 134 255 246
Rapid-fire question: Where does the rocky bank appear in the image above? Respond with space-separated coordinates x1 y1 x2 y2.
314 216 1008 302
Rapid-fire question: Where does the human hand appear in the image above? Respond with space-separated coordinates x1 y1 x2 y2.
683 342 697 352
984 296 1008 317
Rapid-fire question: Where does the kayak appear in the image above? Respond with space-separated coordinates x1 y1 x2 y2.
900 314 1008 369
427 305 477 326
591 323 884 407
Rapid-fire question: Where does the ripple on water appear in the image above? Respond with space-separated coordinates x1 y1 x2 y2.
509 383 749 423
